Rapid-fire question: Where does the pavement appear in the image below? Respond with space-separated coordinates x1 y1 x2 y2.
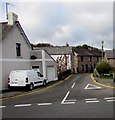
95 77 115 87
92 74 115 88
0 89 27 100
0 74 115 100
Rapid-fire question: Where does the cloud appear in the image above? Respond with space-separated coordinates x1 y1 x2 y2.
9 2 113 49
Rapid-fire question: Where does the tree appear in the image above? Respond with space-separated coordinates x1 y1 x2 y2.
31 43 54 47
96 61 112 74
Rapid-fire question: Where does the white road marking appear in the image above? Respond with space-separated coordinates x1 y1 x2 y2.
61 91 70 104
38 103 52 106
86 100 99 103
14 104 31 107
84 84 102 90
71 83 75 89
61 102 75 104
61 91 76 104
85 98 97 101
104 97 115 100
85 98 99 103
107 100 115 102
65 99 76 102
104 97 115 102
0 106 6 108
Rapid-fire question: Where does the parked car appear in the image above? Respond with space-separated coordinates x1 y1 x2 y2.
8 70 47 90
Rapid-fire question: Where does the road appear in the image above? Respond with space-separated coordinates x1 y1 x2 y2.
1 73 115 118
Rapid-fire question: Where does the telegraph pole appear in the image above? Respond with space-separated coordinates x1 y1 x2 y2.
6 3 9 19
6 3 15 19
102 41 104 61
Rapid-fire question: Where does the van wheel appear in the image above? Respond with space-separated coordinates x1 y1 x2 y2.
29 83 34 90
43 80 46 86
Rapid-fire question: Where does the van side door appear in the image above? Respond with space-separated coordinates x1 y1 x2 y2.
36 72 43 84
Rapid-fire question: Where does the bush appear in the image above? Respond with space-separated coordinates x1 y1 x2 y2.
58 69 71 80
96 61 112 74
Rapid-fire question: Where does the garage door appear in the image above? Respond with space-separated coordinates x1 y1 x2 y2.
47 66 55 82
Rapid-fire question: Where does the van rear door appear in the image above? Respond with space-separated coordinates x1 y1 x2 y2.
9 71 26 86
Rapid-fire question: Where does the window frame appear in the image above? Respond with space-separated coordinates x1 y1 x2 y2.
16 43 21 57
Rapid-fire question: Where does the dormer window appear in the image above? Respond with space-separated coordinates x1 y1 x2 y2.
16 43 21 57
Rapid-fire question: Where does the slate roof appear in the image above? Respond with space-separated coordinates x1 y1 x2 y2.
30 49 56 62
34 46 73 55
33 46 102 57
72 47 102 57
1 21 31 49
1 22 13 40
105 50 115 59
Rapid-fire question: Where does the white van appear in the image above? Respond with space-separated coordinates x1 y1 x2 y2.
8 70 47 90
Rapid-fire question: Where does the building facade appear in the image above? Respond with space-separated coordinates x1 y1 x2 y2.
0 12 57 90
34 46 73 74
30 50 58 82
33 46 102 74
1 13 32 90
72 47 102 73
104 50 115 68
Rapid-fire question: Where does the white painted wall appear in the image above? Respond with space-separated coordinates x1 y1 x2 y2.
2 24 31 90
30 50 58 82
2 25 30 59
51 54 71 69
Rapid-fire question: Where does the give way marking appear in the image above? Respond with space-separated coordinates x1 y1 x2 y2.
84 84 102 90
61 91 76 104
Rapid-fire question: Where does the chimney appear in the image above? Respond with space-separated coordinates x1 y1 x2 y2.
8 12 18 26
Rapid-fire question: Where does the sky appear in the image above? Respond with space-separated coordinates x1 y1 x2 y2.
1 0 114 50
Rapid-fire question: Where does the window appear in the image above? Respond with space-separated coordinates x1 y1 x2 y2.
89 56 92 61
16 43 21 57
81 56 84 62
37 72 43 77
97 57 99 62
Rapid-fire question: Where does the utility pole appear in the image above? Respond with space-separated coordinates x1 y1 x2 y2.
6 3 9 19
102 41 104 61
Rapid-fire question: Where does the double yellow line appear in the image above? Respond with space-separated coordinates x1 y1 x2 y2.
0 75 73 101
91 73 115 89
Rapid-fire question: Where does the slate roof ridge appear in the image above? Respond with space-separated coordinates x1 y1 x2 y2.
72 47 102 56
34 46 73 55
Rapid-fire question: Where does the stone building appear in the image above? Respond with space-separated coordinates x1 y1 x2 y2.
72 47 102 73
104 50 115 68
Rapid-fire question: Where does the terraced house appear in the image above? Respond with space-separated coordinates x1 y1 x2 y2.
104 50 115 68
33 45 102 74
72 47 102 73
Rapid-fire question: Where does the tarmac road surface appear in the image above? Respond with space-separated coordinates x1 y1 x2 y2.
1 73 115 118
